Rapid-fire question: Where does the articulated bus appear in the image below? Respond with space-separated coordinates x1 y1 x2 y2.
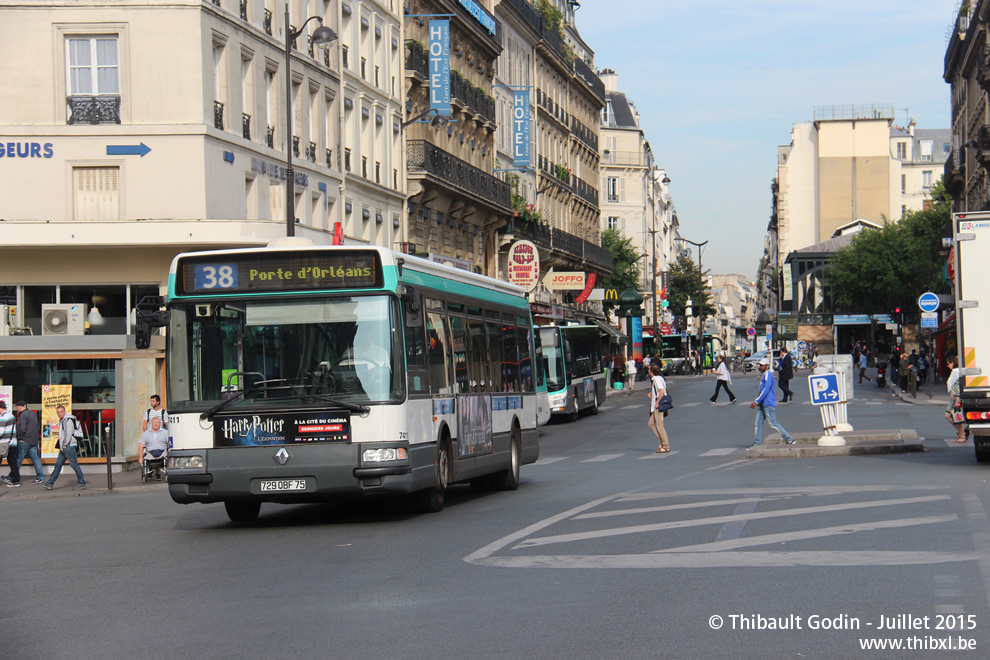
538 325 606 421
164 242 539 521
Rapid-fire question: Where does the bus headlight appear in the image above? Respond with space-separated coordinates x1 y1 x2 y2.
169 455 205 470
362 447 408 462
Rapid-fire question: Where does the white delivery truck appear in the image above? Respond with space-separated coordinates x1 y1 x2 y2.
954 211 990 461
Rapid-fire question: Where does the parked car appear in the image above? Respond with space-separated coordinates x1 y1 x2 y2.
742 349 788 372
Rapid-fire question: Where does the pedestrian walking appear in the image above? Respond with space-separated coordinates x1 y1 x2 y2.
858 348 871 384
648 363 671 453
945 355 967 443
625 355 637 392
14 401 44 484
709 355 737 404
42 405 87 491
778 347 794 402
0 401 19 488
750 358 795 446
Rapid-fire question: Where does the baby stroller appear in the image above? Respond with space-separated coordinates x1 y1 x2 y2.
141 448 167 483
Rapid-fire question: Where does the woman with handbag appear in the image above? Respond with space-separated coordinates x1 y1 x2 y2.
648 363 672 453
945 355 967 443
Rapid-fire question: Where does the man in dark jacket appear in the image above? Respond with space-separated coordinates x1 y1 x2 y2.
16 401 44 484
778 348 794 403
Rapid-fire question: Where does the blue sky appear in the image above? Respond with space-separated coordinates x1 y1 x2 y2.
576 0 958 279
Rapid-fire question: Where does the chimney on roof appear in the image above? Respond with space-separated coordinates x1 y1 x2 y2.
908 119 915 137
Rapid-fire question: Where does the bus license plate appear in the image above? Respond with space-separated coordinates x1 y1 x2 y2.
260 479 306 492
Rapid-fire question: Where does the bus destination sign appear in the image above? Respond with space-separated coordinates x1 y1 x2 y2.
177 250 382 295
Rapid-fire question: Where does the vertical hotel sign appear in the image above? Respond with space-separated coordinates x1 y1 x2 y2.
512 89 530 168
429 20 450 116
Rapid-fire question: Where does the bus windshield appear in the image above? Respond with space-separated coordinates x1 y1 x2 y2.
167 295 401 411
539 328 567 392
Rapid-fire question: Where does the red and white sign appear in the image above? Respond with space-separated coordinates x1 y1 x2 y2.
660 322 671 335
507 240 540 291
575 273 597 304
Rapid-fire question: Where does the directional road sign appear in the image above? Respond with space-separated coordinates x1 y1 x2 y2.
106 143 151 157
808 373 840 406
918 291 940 313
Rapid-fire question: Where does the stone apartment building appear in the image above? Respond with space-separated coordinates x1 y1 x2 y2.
0 0 404 462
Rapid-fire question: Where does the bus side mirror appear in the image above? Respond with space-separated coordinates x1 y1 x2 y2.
400 286 422 327
135 296 171 349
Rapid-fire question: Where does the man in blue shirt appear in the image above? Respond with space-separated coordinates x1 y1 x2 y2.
858 348 871 384
750 357 795 446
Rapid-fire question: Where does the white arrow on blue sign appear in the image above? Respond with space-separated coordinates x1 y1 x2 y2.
808 373 840 406
918 292 940 313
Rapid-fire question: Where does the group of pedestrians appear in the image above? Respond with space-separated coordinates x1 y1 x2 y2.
0 394 169 491
643 347 796 453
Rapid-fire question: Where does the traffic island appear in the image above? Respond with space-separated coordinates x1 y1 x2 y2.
746 430 925 458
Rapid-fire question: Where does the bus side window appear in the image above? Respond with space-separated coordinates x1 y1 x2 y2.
517 316 533 392
468 317 489 392
449 316 469 394
405 306 428 395
486 321 504 392
426 312 453 394
501 322 518 392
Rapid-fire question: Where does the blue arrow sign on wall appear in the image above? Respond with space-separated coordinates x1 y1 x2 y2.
106 143 151 157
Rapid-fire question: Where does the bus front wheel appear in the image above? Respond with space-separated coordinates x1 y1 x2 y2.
415 437 450 513
224 500 261 522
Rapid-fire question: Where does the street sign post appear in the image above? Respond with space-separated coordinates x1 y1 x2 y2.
918 292 940 313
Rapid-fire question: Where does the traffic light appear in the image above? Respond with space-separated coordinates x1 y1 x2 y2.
135 296 170 349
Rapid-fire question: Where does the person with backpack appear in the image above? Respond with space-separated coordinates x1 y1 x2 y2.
143 394 167 432
42 405 87 491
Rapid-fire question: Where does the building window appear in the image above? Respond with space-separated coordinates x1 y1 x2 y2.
920 140 933 162
73 167 120 220
607 216 619 230
66 36 120 124
896 142 906 160
901 174 906 194
607 177 619 203
922 170 933 188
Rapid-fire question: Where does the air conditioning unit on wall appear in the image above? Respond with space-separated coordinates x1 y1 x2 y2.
42 304 87 336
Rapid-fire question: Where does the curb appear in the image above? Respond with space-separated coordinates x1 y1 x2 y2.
746 429 925 458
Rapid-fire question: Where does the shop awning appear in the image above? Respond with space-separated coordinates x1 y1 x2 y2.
591 318 628 345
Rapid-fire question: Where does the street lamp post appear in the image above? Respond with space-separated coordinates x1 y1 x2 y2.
284 7 336 237
679 237 708 356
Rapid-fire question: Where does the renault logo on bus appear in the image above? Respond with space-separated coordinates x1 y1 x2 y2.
274 447 290 465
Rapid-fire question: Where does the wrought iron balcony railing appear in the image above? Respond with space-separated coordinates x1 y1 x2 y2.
66 95 121 125
242 112 251 140
450 70 495 124
214 100 224 130
266 124 274 148
344 148 351 172
239 0 247 21
326 148 333 169
570 116 598 152
263 8 272 35
571 174 599 208
405 40 427 78
292 136 300 157
307 141 316 163
407 140 511 212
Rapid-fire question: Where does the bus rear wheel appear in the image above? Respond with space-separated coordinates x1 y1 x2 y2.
589 388 600 415
495 427 521 491
415 437 450 513
224 500 261 522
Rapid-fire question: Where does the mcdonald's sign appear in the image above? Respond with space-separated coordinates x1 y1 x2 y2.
604 288 619 301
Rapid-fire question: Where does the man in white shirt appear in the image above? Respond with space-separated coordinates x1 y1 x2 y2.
625 357 638 392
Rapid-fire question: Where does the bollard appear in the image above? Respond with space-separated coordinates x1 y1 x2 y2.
908 369 917 399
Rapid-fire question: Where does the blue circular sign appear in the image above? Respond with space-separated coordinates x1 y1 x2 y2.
918 292 940 313
797 341 807 350
746 327 756 337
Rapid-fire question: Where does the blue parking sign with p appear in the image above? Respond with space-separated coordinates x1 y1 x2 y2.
809 373 840 405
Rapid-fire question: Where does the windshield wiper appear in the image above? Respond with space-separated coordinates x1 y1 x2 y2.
199 371 267 420
303 394 371 414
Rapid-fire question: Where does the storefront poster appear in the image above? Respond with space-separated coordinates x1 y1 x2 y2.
0 385 12 411
41 384 72 457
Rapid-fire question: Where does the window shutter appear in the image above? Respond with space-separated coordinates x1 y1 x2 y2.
73 167 119 220
270 183 284 221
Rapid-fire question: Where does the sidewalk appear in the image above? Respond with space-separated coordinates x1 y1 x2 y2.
0 465 167 502
886 380 950 407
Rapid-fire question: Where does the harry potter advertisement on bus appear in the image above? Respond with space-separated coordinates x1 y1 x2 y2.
215 412 351 446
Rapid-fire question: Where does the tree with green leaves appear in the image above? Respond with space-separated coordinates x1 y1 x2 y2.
600 228 642 316
667 253 713 320
826 196 952 313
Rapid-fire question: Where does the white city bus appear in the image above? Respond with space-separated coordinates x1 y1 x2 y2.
539 325 606 421
164 243 539 521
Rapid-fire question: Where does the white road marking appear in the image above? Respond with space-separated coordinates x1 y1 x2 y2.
705 458 750 471
581 454 624 463
620 404 642 410
700 448 737 456
680 402 701 407
864 402 882 406
655 515 958 553
511 495 952 549
534 456 568 465
575 496 772 520
638 450 680 459
597 406 614 411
